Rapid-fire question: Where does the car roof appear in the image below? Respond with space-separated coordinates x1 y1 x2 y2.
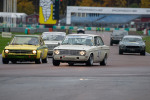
42 32 66 35
123 35 142 39
15 35 40 38
67 34 99 37
113 30 127 32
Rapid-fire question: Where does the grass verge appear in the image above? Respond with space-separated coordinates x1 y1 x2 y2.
143 36 150 54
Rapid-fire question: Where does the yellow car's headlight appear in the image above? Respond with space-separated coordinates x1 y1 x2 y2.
5 49 9 54
54 50 60 55
79 50 86 56
32 50 37 54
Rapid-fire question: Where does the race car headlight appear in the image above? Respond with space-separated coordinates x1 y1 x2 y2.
54 50 60 55
119 44 125 49
5 49 9 53
32 50 37 54
79 51 86 56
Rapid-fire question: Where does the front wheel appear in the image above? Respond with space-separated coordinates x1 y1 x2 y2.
86 54 93 66
2 58 9 64
100 55 107 66
35 57 42 64
119 49 123 55
52 58 60 66
140 50 145 56
110 40 113 46
42 56 48 63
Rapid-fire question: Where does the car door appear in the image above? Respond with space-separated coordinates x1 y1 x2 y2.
93 37 100 62
95 36 106 62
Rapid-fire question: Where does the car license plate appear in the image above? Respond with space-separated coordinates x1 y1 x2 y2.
130 49 135 51
63 56 75 60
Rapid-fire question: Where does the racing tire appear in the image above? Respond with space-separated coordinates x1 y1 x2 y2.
52 58 60 66
2 58 9 64
100 55 107 66
86 54 93 66
140 51 145 56
110 40 113 46
119 49 123 55
35 57 42 64
42 56 48 63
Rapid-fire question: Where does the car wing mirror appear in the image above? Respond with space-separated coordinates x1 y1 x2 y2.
58 42 61 45
7 42 10 45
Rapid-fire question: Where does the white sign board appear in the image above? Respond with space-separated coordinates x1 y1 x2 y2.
66 6 150 24
2 32 12 38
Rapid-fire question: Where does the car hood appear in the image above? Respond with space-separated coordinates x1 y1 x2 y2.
123 42 143 46
5 45 39 50
44 41 62 45
54 45 93 51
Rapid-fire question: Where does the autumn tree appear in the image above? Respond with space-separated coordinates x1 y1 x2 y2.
115 0 127 7
17 0 35 15
76 0 101 7
141 0 150 8
102 0 115 7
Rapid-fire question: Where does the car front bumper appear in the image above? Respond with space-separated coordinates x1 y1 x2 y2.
120 47 144 53
53 55 89 63
3 54 37 61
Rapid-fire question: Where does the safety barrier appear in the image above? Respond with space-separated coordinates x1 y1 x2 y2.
52 26 136 32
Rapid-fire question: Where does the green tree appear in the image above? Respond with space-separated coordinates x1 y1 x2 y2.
129 3 140 8
17 0 35 15
141 0 150 8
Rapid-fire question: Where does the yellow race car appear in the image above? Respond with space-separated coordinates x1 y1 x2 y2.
2 35 48 64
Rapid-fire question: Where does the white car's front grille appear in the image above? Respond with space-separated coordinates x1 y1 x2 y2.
59 50 80 55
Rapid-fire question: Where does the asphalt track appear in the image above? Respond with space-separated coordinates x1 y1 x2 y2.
0 31 150 100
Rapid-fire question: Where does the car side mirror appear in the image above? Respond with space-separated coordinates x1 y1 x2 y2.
7 42 10 45
58 42 60 45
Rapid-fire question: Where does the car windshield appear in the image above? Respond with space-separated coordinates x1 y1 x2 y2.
11 36 39 45
123 37 142 42
62 35 93 46
112 31 127 36
42 34 65 41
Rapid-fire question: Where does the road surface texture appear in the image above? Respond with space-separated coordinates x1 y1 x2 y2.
0 31 150 100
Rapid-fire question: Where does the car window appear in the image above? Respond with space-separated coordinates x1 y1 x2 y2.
123 37 142 42
97 37 104 45
94 36 104 46
42 35 65 41
11 37 39 45
62 35 93 46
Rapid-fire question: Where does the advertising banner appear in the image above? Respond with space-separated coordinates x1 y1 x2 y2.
39 0 57 24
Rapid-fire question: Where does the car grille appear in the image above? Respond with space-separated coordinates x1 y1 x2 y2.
9 50 33 54
59 50 80 55
126 46 140 49
46 44 58 49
